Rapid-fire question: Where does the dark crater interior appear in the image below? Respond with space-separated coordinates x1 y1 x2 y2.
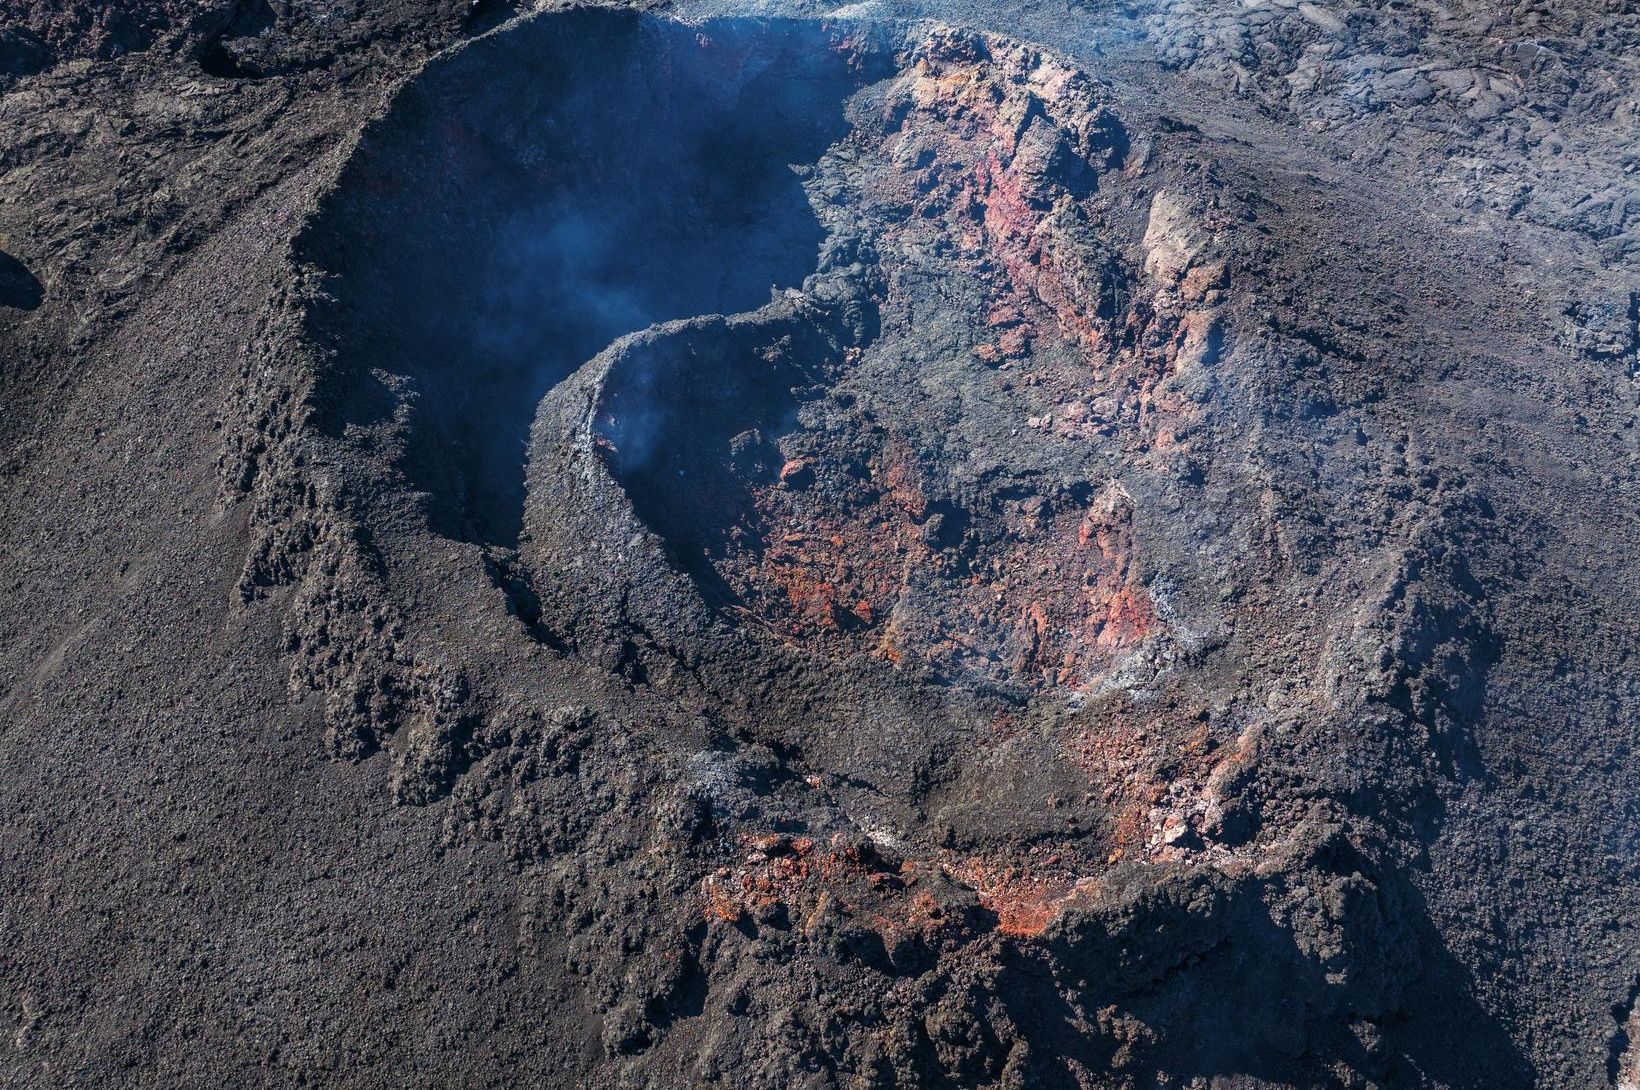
300 11 891 546
593 312 842 613
0 250 43 311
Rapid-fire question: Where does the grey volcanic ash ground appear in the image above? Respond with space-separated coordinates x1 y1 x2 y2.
1 1 1637 1087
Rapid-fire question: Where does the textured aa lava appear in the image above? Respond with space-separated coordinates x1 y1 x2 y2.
2 2 1636 1089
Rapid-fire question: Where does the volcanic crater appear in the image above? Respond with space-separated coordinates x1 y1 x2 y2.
297 9 1198 705
8 0 1635 1085
271 15 1281 962
302 12 895 549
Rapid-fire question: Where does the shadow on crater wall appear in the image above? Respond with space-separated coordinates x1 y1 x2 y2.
301 10 892 547
0 251 43 311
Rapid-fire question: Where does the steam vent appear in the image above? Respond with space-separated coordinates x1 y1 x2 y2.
2 2 1637 1087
